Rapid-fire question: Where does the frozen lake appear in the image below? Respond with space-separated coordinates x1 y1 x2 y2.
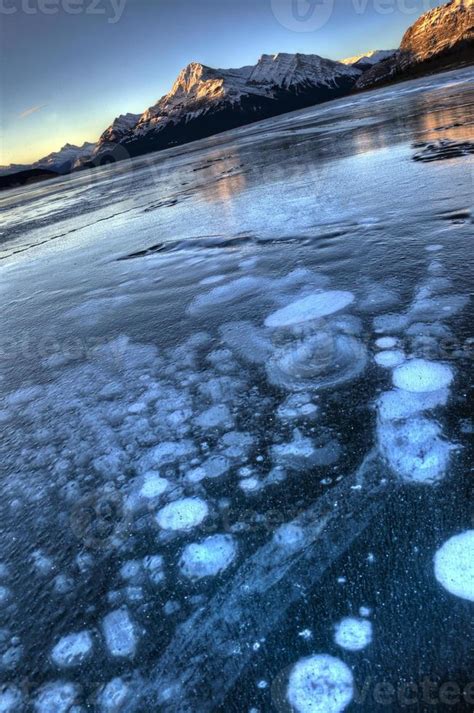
0 67 473 712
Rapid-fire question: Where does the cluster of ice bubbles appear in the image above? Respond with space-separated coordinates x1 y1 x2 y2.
0 253 470 711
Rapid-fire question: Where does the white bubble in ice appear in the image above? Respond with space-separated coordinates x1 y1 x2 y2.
102 608 137 658
378 417 453 483
377 388 448 422
195 404 233 430
33 682 80 713
179 534 237 579
373 312 409 334
287 654 354 713
156 498 209 531
143 555 165 585
434 531 474 602
189 276 267 314
393 359 453 393
334 617 372 651
375 337 398 349
267 332 367 393
273 523 305 550
139 473 169 499
265 291 355 328
0 685 23 712
51 630 93 668
374 350 405 368
97 677 131 712
239 477 261 493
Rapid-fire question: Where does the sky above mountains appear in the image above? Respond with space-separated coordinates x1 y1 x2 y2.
1 0 445 164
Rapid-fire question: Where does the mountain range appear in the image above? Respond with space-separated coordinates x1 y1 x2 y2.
1 0 472 187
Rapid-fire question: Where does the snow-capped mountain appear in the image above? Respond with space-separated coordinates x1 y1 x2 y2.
340 49 397 69
357 0 473 88
4 0 471 185
0 142 95 178
35 142 95 174
89 53 360 162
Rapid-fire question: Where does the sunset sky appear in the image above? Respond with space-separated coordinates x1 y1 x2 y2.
1 0 445 165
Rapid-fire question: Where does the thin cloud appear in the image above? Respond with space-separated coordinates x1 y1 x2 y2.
19 104 47 119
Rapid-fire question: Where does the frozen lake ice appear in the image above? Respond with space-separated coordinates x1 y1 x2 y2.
0 67 472 712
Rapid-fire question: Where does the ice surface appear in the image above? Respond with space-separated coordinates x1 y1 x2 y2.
156 498 209 531
434 531 474 602
188 276 267 314
1 67 472 713
287 654 354 713
334 617 372 651
102 608 137 658
51 630 93 668
264 291 355 328
219 321 272 364
179 535 237 579
393 359 453 393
